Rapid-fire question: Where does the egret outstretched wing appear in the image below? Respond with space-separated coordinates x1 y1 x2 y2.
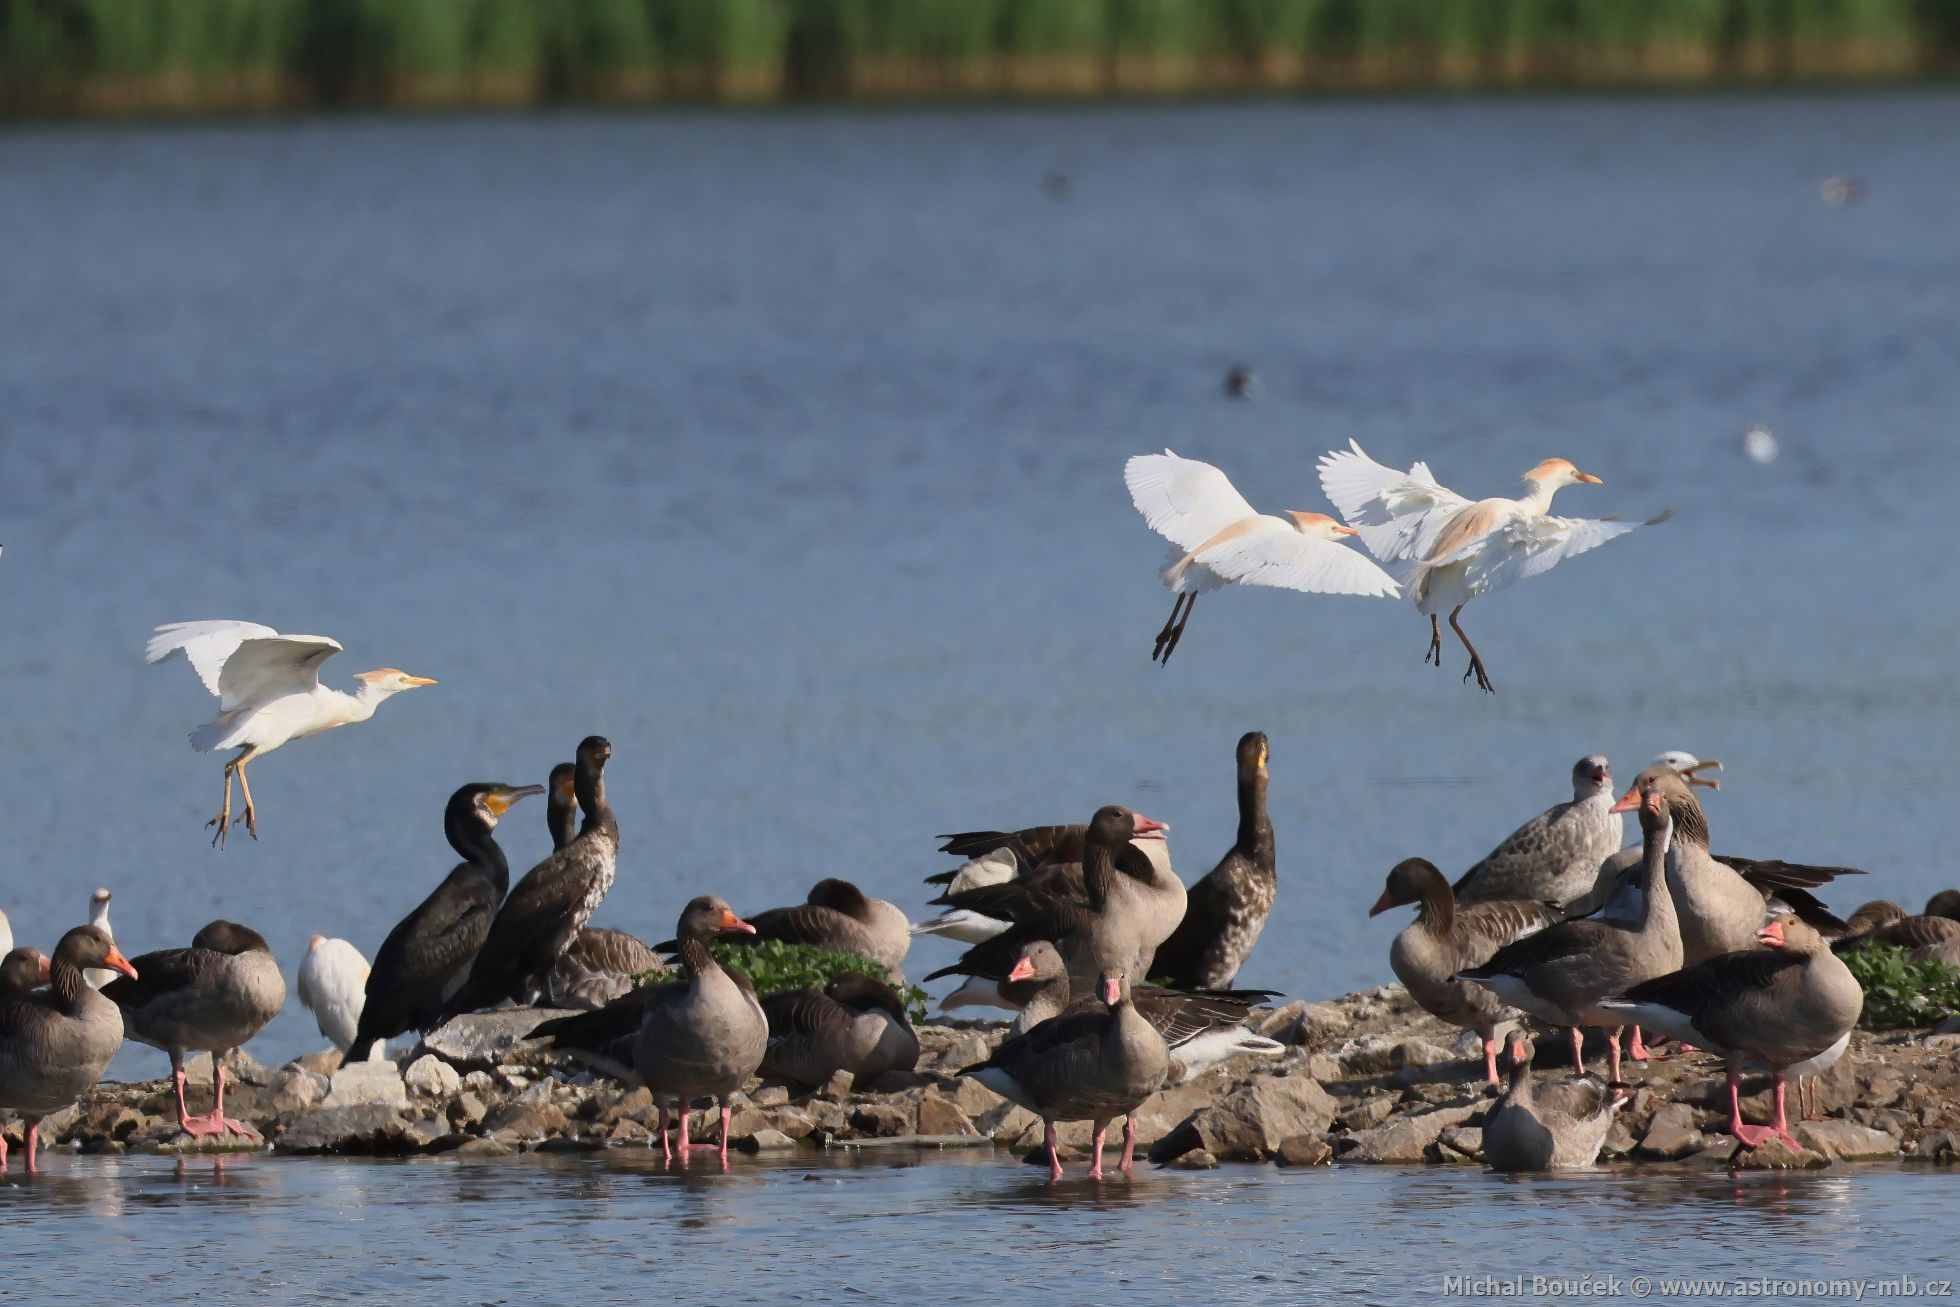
217 636 344 710
1317 439 1470 564
1200 520 1402 597
1457 512 1667 598
1125 450 1259 550
146 620 281 696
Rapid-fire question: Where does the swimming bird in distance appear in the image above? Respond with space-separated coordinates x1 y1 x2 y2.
1318 441 1667 693
1125 450 1400 663
146 620 437 846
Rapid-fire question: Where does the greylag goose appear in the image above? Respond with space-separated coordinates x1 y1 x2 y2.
923 806 1179 1002
1482 1030 1628 1171
1452 756 1621 905
1152 731 1277 989
758 972 919 1089
1000 940 1281 1074
1370 857 1558 1084
1927 890 1960 921
297 935 379 1059
0 926 136 1171
917 823 1178 945
1600 917 1863 1149
349 781 543 1058
1834 900 1960 953
0 947 50 996
1457 784 1684 1081
105 920 284 1140
716 879 909 976
547 927 665 1010
441 736 618 1017
961 969 1171 1181
634 896 768 1170
84 888 116 989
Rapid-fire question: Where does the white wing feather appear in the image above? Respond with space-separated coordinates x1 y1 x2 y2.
1200 520 1402 597
217 636 343 710
146 620 282 696
1124 450 1259 550
1317 439 1471 564
1458 513 1657 598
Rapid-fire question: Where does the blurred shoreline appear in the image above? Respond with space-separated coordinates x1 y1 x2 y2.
5 0 1959 122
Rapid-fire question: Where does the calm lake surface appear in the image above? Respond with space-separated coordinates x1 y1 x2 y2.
0 92 1954 1291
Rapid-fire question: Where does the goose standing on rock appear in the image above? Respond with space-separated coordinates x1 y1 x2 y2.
1601 917 1863 1150
297 935 379 1060
104 921 284 1140
145 620 437 847
1318 440 1662 693
1000 940 1282 1074
1482 1030 1628 1171
1456 783 1685 1081
1369 858 1557 1084
1152 731 1277 990
441 736 618 1017
634 896 768 1170
349 782 543 1058
84 889 116 989
961 969 1171 1182
758 972 919 1089
0 926 137 1171
1452 756 1620 906
1124 449 1400 663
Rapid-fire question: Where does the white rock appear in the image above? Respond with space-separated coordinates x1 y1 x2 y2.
404 1054 462 1100
322 1059 409 1109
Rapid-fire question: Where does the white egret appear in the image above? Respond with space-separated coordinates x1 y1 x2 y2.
1318 440 1667 693
1124 449 1401 663
146 620 437 846
83 888 116 990
297 934 383 1060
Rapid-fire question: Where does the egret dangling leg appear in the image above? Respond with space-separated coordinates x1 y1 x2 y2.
1151 593 1188 663
1449 605 1494 694
208 758 237 848
1425 614 1442 667
1155 593 1197 664
234 751 261 840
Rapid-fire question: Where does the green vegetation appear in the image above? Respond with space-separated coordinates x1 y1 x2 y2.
1841 944 1960 1031
4 0 1959 117
708 938 931 1025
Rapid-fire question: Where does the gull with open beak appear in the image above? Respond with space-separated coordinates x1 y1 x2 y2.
1318 441 1665 693
1124 449 1400 663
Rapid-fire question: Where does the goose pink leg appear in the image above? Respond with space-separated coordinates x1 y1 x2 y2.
1569 1027 1586 1075
0 1131 8 1171
1726 1066 1797 1149
1629 1026 1652 1061
1120 1116 1138 1176
718 1100 732 1172
210 1062 261 1139
658 1105 673 1166
1044 1120 1063 1182
1606 1030 1623 1084
173 1064 226 1138
1089 1120 1110 1181
1482 1034 1501 1086
21 1118 41 1172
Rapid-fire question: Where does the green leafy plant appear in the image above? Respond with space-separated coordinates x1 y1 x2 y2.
636 938 929 1024
1840 944 1960 1030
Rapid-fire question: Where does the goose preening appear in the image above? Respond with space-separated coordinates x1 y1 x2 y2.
1370 857 1559 1084
758 972 919 1089
916 822 1176 948
634 897 767 1169
1456 784 1684 1082
547 927 665 1011
297 935 381 1060
105 920 283 1140
1452 757 1621 906
1482 1030 1629 1171
719 879 910 977
1151 731 1277 990
923 806 1182 1004
145 620 437 847
0 947 51 996
349 782 543 1058
1600 917 1863 1150
999 940 1282 1075
440 736 618 1018
0 926 136 1171
960 970 1171 1181
83 888 117 990
1318 440 1663 693
1124 449 1400 663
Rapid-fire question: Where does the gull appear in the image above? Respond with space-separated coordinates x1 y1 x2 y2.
147 620 437 847
1318 440 1665 692
1124 449 1400 663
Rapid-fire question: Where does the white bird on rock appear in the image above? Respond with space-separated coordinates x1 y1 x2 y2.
147 620 437 847
297 934 383 1060
1124 450 1400 663
1317 441 1667 693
